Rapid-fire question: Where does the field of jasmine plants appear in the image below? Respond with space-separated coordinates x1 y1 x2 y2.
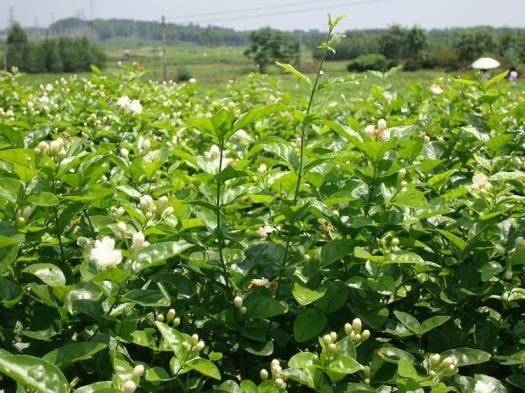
0 17 524 393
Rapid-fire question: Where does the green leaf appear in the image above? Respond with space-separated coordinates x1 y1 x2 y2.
132 241 191 272
275 62 311 87
392 189 427 209
27 192 60 207
437 230 466 251
441 348 491 366
145 367 173 382
0 177 23 203
0 350 69 393
294 309 327 342
23 263 65 287
43 342 107 369
320 239 354 267
393 311 420 334
245 296 288 319
186 357 221 380
292 283 326 305
122 289 170 307
419 316 450 335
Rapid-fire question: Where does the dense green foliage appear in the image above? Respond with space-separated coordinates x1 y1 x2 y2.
347 54 396 72
5 24 106 74
320 26 525 71
0 17 524 393
244 29 301 73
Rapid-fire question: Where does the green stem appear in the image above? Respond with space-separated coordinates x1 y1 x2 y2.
216 141 234 299
276 29 332 282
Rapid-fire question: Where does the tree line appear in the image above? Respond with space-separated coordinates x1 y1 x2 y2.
5 23 106 73
319 26 525 71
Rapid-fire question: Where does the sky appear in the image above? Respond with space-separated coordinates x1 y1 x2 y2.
1 0 525 31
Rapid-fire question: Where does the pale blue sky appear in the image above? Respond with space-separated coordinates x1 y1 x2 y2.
2 0 524 31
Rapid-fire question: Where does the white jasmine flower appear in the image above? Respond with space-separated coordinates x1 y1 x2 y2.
120 148 129 159
430 84 443 95
127 99 142 114
117 95 130 108
257 225 275 238
472 173 491 193
257 163 267 173
234 129 251 144
474 379 497 393
90 237 122 268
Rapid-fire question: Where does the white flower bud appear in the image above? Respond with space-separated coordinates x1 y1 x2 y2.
142 139 151 151
173 317 181 327
271 359 280 368
391 238 399 247
344 323 352 335
322 334 332 344
195 340 205 351
257 163 267 173
240 306 247 315
132 364 145 378
37 141 49 152
145 211 153 219
166 308 176 322
441 356 455 367
400 180 408 188
117 222 127 233
159 195 168 209
429 370 437 378
182 341 191 350
132 232 145 249
260 368 269 381
303 254 311 262
156 314 164 322
352 318 362 333
430 354 441 366
17 216 25 226
361 329 370 341
234 296 243 308
191 334 199 345
364 125 375 134
77 236 90 247
377 119 387 130
330 331 337 341
116 207 126 216
34 147 41 155
328 343 337 353
163 206 174 216
122 380 136 393
120 148 129 159
50 140 61 153
399 168 407 178
494 244 505 256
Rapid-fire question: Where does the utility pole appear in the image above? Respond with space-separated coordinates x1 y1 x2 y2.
161 15 167 81
8 6 15 26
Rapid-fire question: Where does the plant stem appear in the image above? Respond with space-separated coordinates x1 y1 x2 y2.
53 206 65 263
276 29 332 282
216 141 234 299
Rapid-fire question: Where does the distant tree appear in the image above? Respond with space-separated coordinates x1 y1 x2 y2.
43 40 64 73
26 43 47 73
379 25 407 60
244 28 300 73
6 23 29 70
406 27 427 57
453 29 497 63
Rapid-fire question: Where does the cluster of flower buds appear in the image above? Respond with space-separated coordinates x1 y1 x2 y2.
322 331 339 353
428 354 458 378
139 195 174 220
471 173 492 195
263 359 286 389
156 308 181 327
344 318 370 345
35 137 67 159
233 295 247 315
121 364 146 392
15 206 34 227
181 333 205 352
364 119 389 140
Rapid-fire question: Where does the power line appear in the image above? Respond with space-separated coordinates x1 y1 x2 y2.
166 0 337 21
166 0 389 24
